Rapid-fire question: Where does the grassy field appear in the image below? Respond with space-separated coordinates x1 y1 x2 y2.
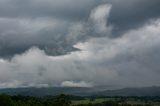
72 98 111 105
72 97 160 106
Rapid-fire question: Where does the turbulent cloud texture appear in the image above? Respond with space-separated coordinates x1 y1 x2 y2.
0 0 160 88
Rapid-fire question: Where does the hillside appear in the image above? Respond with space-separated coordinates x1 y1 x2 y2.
0 86 160 97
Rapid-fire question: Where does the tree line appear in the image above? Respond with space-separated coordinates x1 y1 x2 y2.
0 94 159 106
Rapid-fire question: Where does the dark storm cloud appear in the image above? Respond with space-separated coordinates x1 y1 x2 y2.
1 18 160 88
0 0 104 58
0 17 74 58
0 0 160 88
107 0 160 35
0 0 101 20
0 0 160 57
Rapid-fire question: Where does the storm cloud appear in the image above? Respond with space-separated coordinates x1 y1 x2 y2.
0 0 160 88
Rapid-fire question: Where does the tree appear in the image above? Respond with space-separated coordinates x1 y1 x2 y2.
54 94 71 106
0 94 14 106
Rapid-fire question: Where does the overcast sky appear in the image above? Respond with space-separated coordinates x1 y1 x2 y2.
0 0 160 88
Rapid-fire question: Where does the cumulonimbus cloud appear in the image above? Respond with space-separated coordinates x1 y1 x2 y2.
0 2 160 88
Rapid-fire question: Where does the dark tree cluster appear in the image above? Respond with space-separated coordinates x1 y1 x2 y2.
0 94 159 106
0 94 71 106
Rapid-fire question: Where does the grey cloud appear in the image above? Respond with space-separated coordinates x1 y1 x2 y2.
0 0 107 58
0 0 160 58
0 17 77 58
1 18 160 88
107 0 160 35
0 0 101 20
0 1 160 88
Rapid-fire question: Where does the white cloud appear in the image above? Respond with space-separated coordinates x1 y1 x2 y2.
90 4 112 33
61 81 92 87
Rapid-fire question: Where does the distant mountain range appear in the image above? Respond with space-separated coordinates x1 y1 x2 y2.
0 86 160 97
95 86 160 97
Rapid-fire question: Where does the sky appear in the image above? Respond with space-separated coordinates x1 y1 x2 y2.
0 0 160 88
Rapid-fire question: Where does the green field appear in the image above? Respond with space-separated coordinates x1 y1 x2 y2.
72 98 111 105
72 97 160 106
72 98 113 105
0 94 160 106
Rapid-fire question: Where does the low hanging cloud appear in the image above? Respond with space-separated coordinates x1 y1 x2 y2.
1 18 160 88
0 1 160 88
61 81 92 88
0 3 160 88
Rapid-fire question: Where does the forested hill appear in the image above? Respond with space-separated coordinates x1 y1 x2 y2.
0 86 160 97
95 86 160 97
0 87 93 97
